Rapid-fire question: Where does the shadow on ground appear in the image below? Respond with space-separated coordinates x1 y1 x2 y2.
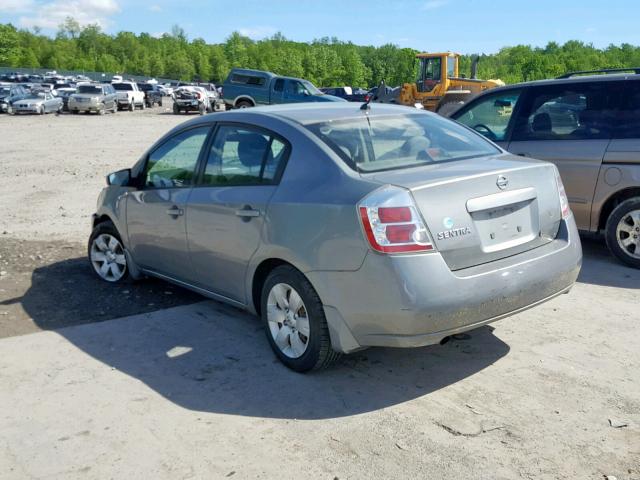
576 235 640 288
6 233 636 418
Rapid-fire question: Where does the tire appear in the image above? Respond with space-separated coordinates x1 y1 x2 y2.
112 103 117 114
88 221 129 283
38 105 44 115
173 103 180 114
236 100 253 109
128 101 134 112
98 104 105 115
159 99 163 107
261 265 341 372
198 103 206 115
605 197 640 269
140 101 146 110
71 110 78 114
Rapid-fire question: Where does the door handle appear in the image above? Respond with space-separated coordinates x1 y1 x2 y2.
235 207 261 218
166 206 184 217
515 152 529 157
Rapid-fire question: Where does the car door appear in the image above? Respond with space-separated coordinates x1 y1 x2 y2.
126 125 212 281
453 87 524 150
186 124 290 303
507 82 614 230
283 80 307 104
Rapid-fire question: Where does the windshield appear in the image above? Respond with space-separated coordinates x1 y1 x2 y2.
302 80 322 95
112 83 132 91
305 113 500 173
0 87 10 95
78 85 102 94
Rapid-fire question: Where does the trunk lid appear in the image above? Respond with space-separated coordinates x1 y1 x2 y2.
362 154 562 270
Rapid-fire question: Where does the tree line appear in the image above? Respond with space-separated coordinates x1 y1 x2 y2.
1 19 640 87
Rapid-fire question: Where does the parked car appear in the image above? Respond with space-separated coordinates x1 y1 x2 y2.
137 83 163 107
320 86 369 102
0 84 29 113
12 91 62 115
54 87 77 111
89 103 581 371
112 81 146 111
222 68 345 109
449 69 640 268
172 86 212 115
157 84 173 96
195 82 226 112
69 84 117 114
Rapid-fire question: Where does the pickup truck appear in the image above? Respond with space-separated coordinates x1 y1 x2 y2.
222 68 345 109
112 81 146 111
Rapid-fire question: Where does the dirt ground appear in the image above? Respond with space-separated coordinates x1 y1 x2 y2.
0 104 638 479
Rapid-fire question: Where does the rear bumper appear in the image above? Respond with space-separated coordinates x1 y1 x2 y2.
308 216 582 353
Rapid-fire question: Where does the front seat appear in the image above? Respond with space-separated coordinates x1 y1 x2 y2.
532 112 553 135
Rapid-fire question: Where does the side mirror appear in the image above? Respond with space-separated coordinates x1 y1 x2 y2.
107 168 131 186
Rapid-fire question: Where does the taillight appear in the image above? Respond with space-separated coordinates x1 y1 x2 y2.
364 94 370 102
358 185 434 254
555 168 570 219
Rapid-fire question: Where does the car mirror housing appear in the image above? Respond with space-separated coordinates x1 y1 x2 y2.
107 168 132 186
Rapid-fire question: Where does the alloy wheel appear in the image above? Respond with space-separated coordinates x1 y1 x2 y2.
90 233 127 282
616 209 640 260
266 283 310 358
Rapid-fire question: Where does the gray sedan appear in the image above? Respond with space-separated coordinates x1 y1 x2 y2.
89 103 582 372
12 91 62 115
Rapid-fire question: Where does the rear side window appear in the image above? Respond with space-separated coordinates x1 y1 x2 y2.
230 74 266 86
145 127 210 188
202 125 289 186
613 81 640 139
455 89 522 142
511 83 614 141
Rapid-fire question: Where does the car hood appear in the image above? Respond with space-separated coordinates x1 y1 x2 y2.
315 94 348 102
18 99 43 105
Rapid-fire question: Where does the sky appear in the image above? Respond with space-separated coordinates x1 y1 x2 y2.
0 0 639 53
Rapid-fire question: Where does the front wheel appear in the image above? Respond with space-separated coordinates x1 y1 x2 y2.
605 197 640 269
198 103 206 115
128 101 134 112
261 265 340 372
173 103 180 114
88 222 129 283
39 105 45 115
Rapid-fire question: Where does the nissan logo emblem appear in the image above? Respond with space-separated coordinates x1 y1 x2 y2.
496 175 509 190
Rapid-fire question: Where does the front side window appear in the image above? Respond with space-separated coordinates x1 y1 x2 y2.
511 83 614 141
306 113 499 173
273 79 284 92
202 125 289 186
145 127 210 188
287 81 307 96
447 56 456 77
455 89 522 142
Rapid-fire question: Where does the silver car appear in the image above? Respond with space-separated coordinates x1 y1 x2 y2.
12 91 62 115
89 103 582 372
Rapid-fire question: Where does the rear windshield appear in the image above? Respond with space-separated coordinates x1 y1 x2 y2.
78 85 102 94
112 83 133 91
305 113 500 173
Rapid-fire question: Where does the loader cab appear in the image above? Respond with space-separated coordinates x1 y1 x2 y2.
417 53 459 93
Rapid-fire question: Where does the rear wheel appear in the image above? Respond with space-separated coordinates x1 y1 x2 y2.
605 197 640 269
88 222 129 283
236 100 253 109
261 265 341 372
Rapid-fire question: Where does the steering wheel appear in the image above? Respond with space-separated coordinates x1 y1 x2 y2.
472 124 498 141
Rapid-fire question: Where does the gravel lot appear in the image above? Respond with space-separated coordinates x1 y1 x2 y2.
0 104 638 479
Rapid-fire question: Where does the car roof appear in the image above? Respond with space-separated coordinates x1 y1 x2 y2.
175 102 431 131
485 73 640 92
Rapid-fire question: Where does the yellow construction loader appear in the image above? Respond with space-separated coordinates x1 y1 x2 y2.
373 52 504 114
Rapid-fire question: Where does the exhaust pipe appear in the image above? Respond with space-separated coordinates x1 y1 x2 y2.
470 55 479 80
